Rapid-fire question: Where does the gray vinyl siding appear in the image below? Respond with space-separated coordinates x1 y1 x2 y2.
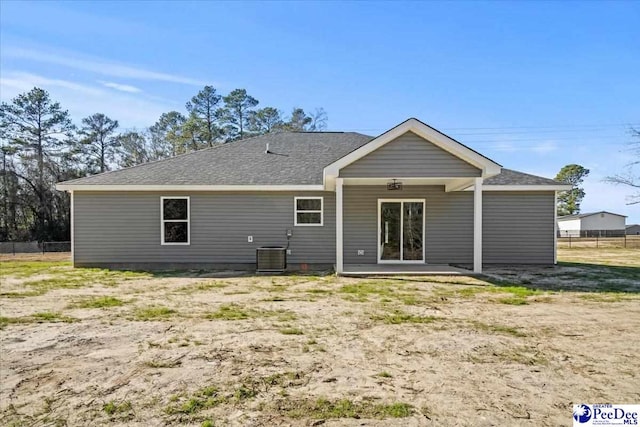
73 191 335 266
340 131 481 178
342 186 474 264
483 191 555 264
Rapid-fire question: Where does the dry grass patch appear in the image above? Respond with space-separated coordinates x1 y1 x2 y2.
1 311 77 329
69 296 126 309
1 250 639 426
275 398 414 419
205 303 296 322
371 309 439 325
134 305 177 321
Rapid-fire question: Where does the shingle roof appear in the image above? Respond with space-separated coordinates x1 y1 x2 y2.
61 132 373 186
483 168 564 186
59 132 567 188
558 211 627 220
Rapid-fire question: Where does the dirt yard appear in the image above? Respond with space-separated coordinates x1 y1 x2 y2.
1 250 639 426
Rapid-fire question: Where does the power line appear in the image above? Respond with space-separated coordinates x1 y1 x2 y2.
344 122 639 134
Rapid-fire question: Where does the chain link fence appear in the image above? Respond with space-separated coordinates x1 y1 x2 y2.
0 241 71 254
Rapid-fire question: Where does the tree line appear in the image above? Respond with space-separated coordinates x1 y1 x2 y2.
0 86 328 242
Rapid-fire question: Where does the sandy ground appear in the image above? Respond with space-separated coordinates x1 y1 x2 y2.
1 252 639 426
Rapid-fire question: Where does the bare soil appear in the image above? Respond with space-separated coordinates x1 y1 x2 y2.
1 250 639 426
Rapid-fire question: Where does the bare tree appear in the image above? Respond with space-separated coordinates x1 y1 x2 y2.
604 127 640 205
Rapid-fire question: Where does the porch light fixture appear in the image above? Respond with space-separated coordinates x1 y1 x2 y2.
387 179 403 191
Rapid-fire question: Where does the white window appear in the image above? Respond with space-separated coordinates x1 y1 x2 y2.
294 197 323 226
161 196 190 245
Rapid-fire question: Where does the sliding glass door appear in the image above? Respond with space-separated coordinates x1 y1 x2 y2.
378 200 425 263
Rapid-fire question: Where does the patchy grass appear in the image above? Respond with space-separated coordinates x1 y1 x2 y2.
260 371 307 388
279 327 304 335
0 316 27 329
435 284 544 302
165 385 227 415
1 260 152 297
497 296 529 305
70 296 126 309
134 306 176 321
103 400 132 416
339 281 397 301
143 358 182 368
280 398 414 419
1 311 76 329
371 310 439 325
205 304 296 322
1 251 639 426
176 280 229 294
32 311 76 323
0 260 71 278
467 320 527 337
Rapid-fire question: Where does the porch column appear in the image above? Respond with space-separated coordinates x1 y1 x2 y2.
336 178 344 274
473 177 483 273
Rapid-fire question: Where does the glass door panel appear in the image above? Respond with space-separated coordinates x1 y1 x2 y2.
380 202 401 261
379 200 424 262
403 202 424 261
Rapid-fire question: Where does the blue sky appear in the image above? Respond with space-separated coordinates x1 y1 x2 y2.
1 1 639 222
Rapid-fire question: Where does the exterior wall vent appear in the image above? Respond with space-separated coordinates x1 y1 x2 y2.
256 246 287 272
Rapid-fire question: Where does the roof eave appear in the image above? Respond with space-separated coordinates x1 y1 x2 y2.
465 184 573 191
56 184 326 192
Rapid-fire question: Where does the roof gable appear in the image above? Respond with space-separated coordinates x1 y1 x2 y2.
339 131 482 178
324 118 502 187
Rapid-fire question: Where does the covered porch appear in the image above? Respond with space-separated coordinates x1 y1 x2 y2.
335 176 484 275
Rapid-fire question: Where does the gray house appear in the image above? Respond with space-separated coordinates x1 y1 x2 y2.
57 118 570 274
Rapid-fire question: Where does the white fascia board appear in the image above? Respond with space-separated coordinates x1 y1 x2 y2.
478 185 573 191
56 184 326 192
463 185 573 191
323 118 502 186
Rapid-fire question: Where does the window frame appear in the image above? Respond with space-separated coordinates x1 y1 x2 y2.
160 196 191 245
294 196 323 227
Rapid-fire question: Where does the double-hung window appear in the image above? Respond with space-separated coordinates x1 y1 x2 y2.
294 197 323 226
161 197 190 245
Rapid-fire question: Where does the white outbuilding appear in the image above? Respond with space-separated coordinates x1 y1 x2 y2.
557 211 627 237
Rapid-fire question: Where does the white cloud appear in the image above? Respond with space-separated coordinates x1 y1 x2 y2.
1 72 103 96
98 80 142 93
491 141 517 152
0 71 176 128
4 46 206 86
531 141 558 154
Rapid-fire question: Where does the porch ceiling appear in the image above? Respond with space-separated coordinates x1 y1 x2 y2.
341 177 475 192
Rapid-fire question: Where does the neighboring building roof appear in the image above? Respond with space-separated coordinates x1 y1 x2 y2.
558 211 628 221
57 127 568 189
626 224 639 229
